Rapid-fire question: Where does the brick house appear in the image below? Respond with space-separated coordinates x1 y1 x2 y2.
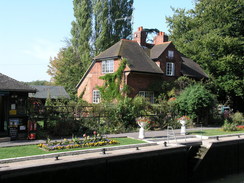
76 27 208 103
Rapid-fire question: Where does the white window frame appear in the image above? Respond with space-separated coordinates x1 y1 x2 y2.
168 50 174 59
138 91 154 103
166 62 175 76
92 90 100 104
102 60 114 73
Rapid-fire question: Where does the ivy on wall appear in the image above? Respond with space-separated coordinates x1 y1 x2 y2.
97 58 128 102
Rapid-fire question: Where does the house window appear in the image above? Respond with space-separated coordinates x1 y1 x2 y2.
138 91 154 103
102 60 114 73
166 62 175 76
92 90 100 104
168 50 174 59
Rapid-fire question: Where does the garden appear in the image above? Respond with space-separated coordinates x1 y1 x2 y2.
28 76 243 140
0 137 145 159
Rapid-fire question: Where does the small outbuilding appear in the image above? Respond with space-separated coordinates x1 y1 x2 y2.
0 73 36 139
29 85 70 105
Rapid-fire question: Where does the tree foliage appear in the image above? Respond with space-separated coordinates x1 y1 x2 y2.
97 58 128 102
47 47 82 99
93 0 134 54
47 0 134 100
71 0 92 71
25 80 52 86
166 0 244 110
175 84 216 123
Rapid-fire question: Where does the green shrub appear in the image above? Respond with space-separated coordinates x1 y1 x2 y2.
175 84 216 123
230 112 244 125
222 120 238 132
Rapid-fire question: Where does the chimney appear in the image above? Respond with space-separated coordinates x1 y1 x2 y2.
153 31 169 45
133 26 147 46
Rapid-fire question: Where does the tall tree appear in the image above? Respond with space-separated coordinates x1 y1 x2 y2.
48 47 81 99
71 0 93 71
93 0 111 54
93 0 134 54
47 0 134 99
48 0 93 99
166 0 244 111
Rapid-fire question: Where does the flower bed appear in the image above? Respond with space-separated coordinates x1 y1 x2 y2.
236 125 244 130
38 134 119 151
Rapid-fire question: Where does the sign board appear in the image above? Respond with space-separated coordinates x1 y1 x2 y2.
9 110 17 115
19 125 26 131
9 118 19 126
9 127 18 140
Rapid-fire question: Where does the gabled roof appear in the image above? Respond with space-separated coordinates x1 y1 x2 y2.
181 57 209 79
150 42 171 60
29 85 70 99
0 73 36 93
94 39 163 74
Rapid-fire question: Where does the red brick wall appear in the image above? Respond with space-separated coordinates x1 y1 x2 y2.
77 43 183 103
157 43 182 81
126 72 163 98
77 59 121 103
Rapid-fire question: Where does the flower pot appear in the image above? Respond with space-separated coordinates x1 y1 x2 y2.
138 121 147 139
179 120 186 135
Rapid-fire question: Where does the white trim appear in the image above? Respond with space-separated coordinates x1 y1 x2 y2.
138 91 154 103
166 62 175 76
92 90 100 104
102 60 114 73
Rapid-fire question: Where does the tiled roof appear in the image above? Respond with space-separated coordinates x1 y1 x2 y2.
94 39 163 74
29 85 70 99
150 42 171 59
0 73 36 93
181 57 209 79
77 39 209 88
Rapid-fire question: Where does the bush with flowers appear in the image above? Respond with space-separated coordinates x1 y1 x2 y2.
38 131 119 151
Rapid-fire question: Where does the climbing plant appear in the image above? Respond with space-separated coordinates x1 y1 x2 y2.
97 58 128 102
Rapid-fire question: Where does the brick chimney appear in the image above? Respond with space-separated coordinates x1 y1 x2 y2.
133 26 147 46
153 31 169 45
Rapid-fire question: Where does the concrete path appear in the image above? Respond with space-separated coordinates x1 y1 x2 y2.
0 127 217 147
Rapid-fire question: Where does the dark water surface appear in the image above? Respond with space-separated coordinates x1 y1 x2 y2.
201 172 244 183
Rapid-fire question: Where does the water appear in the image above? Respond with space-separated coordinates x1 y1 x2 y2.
201 172 244 183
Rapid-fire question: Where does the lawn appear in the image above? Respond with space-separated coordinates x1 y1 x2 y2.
0 138 146 160
188 129 244 136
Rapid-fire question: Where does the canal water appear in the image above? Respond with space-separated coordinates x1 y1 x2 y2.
201 172 244 183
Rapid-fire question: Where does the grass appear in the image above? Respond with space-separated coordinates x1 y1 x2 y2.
188 129 244 136
0 138 146 160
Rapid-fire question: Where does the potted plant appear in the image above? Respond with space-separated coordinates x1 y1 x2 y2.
177 116 190 135
136 117 150 139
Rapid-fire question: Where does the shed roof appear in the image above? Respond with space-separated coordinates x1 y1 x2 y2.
29 85 70 99
0 73 36 93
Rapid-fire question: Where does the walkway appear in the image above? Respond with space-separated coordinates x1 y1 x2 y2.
0 127 217 147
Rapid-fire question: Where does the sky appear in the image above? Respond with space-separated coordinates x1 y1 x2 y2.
0 0 195 82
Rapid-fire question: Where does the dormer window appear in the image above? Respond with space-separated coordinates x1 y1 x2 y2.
168 50 174 59
166 62 175 76
102 60 114 73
